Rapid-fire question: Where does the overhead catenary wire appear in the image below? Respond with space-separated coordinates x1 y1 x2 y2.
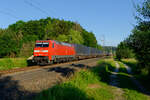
30 0 55 16
24 0 50 16
30 0 41 7
0 10 19 19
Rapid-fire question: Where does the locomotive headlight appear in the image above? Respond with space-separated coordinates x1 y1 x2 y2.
42 50 48 52
34 50 40 52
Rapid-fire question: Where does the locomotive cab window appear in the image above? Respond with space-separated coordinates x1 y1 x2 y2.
35 43 42 47
43 43 49 47
35 42 49 47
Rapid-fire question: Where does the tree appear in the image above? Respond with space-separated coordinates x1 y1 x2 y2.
125 0 150 75
116 42 134 60
0 29 22 57
81 30 97 47
69 29 84 44
56 34 68 42
97 44 103 50
0 28 5 37
136 0 150 21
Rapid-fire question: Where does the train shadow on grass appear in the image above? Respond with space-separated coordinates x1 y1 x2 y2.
47 63 92 77
47 67 75 77
71 63 90 69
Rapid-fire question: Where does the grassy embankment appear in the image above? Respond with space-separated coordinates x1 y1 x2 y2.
34 59 115 100
34 59 149 100
121 59 137 74
121 59 150 92
0 58 27 70
117 60 149 100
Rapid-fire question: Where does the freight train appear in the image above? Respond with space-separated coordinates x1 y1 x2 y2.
33 40 103 65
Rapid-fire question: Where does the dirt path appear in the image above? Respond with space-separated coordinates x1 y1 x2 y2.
109 60 150 100
0 58 100 100
123 63 150 95
109 62 119 86
109 62 124 100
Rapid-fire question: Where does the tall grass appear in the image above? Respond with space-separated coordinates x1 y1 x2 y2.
117 60 150 100
98 59 116 72
117 61 128 73
122 59 150 93
117 73 149 100
121 59 137 74
34 59 115 100
0 58 27 70
34 59 150 100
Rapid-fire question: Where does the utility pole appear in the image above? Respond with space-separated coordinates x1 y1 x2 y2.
100 34 105 55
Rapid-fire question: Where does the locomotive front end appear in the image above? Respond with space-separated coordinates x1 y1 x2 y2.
33 40 51 65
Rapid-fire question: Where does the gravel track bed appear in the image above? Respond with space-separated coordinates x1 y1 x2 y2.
0 58 100 100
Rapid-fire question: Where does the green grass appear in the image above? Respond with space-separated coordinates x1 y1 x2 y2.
117 59 150 100
98 59 116 72
124 89 149 100
121 59 137 74
0 58 27 70
34 70 115 100
121 59 150 92
34 59 116 100
34 58 150 100
117 73 149 100
117 61 128 73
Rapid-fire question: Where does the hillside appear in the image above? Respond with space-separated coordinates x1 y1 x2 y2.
0 17 101 57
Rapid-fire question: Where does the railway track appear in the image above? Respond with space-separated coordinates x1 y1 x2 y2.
0 57 98 76
0 58 101 100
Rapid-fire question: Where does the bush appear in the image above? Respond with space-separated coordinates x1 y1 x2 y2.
116 42 134 60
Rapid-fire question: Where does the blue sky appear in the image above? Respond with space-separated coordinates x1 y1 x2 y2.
0 0 141 46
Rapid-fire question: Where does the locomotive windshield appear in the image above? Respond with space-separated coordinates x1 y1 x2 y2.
36 42 49 47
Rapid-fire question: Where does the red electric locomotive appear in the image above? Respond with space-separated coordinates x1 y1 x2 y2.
33 40 103 65
33 40 76 65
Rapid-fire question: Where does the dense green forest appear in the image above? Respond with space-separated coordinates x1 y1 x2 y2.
116 0 150 76
0 17 101 58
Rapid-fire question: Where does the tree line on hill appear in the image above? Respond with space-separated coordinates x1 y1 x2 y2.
0 17 102 58
116 0 150 76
